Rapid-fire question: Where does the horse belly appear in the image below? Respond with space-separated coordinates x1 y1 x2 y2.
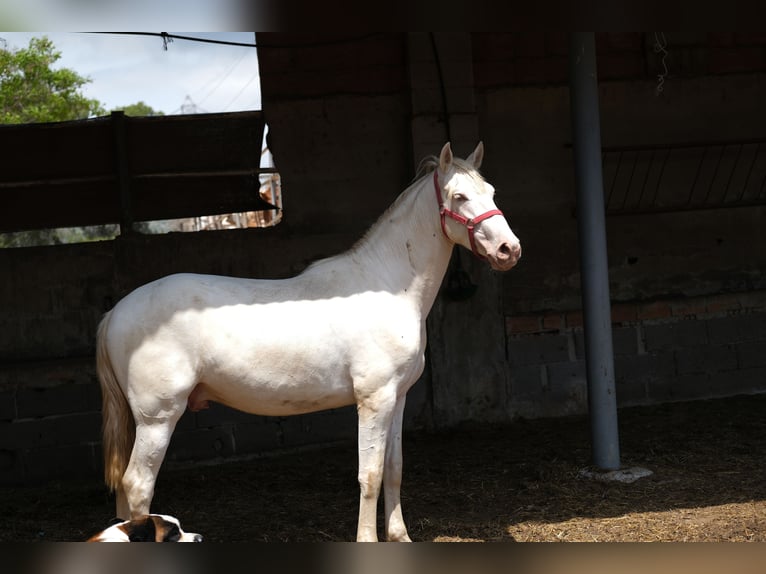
195 318 356 416
199 365 356 417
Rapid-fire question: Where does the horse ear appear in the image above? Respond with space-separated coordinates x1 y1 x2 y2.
467 141 484 169
439 142 453 172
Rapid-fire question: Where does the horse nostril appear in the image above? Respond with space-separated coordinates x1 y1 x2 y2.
498 242 521 262
193 534 203 542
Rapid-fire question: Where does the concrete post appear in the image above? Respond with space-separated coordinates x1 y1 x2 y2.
568 32 621 470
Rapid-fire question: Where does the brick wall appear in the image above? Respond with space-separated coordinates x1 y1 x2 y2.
506 290 766 419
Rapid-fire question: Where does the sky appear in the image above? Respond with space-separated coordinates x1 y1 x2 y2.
0 32 262 115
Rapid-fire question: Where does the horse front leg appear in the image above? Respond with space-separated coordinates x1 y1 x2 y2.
383 395 411 541
355 388 397 542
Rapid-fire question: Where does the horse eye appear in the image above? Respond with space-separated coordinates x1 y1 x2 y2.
453 193 467 202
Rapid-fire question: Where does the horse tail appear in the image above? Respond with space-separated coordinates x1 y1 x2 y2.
96 310 135 493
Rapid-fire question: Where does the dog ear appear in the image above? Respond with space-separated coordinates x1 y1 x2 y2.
124 516 158 542
151 516 183 542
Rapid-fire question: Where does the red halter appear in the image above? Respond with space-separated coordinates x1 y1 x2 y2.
433 171 504 259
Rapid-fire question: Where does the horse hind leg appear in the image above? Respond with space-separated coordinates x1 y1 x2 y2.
121 407 185 519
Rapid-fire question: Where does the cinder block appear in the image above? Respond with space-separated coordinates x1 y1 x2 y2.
708 313 766 345
617 351 676 380
403 375 429 429
0 413 101 450
0 448 24 484
508 365 544 400
84 383 102 412
24 443 99 483
659 373 711 403
0 391 15 421
507 333 570 366
410 88 446 115
644 320 708 351
16 383 90 419
195 403 256 429
736 340 766 368
545 360 587 406
615 375 647 406
675 345 738 375
710 367 766 397
280 407 356 448
232 418 284 454
166 425 235 463
447 114 480 144
574 326 637 359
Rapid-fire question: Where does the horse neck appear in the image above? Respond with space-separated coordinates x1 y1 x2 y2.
350 173 454 315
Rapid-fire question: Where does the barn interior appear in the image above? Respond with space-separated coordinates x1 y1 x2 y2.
0 33 764 541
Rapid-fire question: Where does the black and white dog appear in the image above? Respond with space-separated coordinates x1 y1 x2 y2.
88 514 203 542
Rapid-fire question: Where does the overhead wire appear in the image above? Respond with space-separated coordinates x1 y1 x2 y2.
197 50 251 107
223 72 260 112
81 32 385 50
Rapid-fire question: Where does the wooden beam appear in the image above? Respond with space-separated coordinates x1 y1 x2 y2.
0 111 270 233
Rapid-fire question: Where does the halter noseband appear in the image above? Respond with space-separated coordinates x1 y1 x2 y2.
433 171 504 260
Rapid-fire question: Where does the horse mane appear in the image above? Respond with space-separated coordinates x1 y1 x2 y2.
305 154 488 273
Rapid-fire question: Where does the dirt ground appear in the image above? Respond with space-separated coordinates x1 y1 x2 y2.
2 394 765 542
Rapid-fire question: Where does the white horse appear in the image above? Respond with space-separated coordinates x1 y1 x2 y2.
97 142 521 542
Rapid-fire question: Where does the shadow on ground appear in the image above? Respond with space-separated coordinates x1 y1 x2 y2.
1 394 764 541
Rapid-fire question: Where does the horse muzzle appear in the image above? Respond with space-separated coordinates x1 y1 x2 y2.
488 241 522 271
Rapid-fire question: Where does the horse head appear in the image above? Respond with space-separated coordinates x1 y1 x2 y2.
434 142 522 271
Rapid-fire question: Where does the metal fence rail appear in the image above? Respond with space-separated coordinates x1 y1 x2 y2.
600 138 766 215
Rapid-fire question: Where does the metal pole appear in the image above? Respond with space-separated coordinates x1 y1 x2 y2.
568 33 621 470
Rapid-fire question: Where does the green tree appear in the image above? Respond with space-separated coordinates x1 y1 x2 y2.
113 101 164 117
0 35 105 124
0 37 167 248
0 36 115 248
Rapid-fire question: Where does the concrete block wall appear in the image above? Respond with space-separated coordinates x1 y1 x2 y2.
506 290 766 419
0 359 360 485
471 32 766 428
0 357 101 483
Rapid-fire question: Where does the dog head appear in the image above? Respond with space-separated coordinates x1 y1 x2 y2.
87 514 203 542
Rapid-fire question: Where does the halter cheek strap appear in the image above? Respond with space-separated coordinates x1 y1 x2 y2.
433 171 504 259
